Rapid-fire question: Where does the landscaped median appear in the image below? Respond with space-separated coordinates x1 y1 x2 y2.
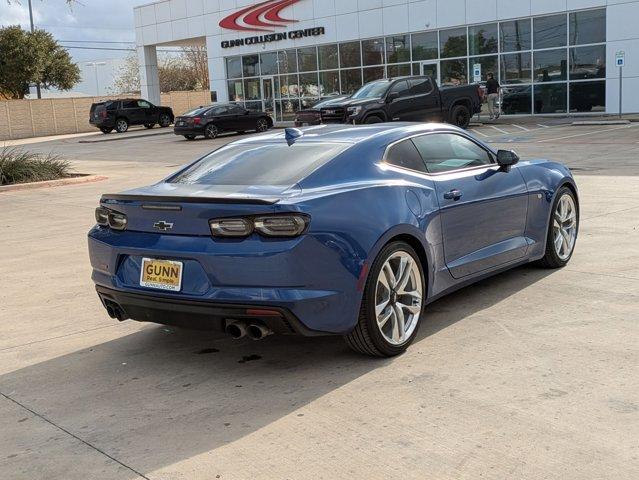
0 147 106 192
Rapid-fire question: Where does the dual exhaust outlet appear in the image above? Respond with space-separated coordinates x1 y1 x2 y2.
225 320 273 341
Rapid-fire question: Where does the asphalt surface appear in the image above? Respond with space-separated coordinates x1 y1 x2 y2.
1 122 638 480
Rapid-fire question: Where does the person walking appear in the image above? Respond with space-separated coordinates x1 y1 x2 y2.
486 73 500 120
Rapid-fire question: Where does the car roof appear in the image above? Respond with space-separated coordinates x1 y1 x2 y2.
230 123 466 146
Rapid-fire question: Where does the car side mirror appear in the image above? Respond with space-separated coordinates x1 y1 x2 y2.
386 92 399 103
496 150 520 172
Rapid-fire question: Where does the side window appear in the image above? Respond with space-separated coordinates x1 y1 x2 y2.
228 106 245 114
385 139 428 173
106 102 118 111
412 134 493 173
388 80 410 98
137 100 151 108
122 100 137 109
210 106 229 115
409 78 433 95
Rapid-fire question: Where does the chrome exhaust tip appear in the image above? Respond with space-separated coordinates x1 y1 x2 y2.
225 320 248 339
247 323 273 341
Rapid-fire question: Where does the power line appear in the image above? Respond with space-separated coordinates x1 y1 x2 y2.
58 39 135 44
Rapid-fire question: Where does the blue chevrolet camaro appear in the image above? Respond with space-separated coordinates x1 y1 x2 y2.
88 123 579 357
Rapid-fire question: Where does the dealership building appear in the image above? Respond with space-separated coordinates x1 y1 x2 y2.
134 0 639 120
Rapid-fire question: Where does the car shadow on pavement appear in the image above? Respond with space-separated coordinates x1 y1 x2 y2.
0 264 553 476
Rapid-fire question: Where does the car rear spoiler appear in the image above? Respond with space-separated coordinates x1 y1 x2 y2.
100 194 280 205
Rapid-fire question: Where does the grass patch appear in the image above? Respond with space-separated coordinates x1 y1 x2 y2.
0 148 71 185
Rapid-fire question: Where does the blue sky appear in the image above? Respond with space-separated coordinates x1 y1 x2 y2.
1 0 149 62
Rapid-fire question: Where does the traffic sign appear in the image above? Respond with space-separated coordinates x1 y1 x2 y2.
473 63 481 83
616 51 625 67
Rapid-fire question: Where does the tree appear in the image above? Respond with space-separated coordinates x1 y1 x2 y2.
110 46 209 95
0 26 80 99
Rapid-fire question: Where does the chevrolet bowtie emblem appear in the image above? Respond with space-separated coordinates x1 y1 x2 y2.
154 221 174 231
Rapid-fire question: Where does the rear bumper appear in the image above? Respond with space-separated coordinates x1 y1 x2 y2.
96 285 323 335
174 126 205 135
90 119 115 128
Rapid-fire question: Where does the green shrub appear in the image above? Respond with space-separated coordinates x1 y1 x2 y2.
0 148 71 185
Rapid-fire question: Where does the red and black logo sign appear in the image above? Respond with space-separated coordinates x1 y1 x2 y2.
219 0 301 32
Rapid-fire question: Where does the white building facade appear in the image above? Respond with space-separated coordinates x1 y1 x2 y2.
134 0 639 120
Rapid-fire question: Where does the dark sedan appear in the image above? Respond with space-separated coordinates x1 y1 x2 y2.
174 104 273 140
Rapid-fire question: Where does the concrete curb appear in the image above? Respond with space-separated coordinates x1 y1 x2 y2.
572 120 631 126
78 130 174 144
0 174 108 193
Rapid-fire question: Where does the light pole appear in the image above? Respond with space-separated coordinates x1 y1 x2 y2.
27 0 42 99
86 62 107 96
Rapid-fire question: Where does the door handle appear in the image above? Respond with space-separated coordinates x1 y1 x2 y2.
443 189 463 200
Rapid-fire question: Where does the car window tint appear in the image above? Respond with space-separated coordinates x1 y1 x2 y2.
409 78 432 95
228 106 245 114
122 100 137 109
170 143 350 186
183 107 211 116
388 80 410 98
106 102 118 111
386 139 428 173
209 106 229 115
412 134 493 173
137 100 151 108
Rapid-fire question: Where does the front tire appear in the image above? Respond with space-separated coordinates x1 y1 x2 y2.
450 104 471 129
345 241 425 357
537 186 579 268
255 118 269 132
100 127 113 134
204 123 219 139
364 115 383 124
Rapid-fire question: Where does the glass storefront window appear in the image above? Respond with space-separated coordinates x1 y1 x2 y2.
363 66 385 83
441 59 468 85
226 57 242 79
340 68 363 94
534 49 567 82
386 35 410 63
501 52 532 84
470 56 497 82
243 55 259 77
299 72 320 97
469 24 498 56
387 64 411 77
278 50 298 74
440 27 467 58
340 42 362 68
570 9 605 46
319 44 339 70
570 45 605 80
276 99 300 121
243 78 261 100
228 80 244 102
534 83 567 113
362 38 385 66
260 52 278 76
412 31 438 61
569 81 605 113
276 74 300 98
500 19 531 52
501 86 532 114
319 70 340 97
245 101 262 112
533 14 567 49
297 47 318 72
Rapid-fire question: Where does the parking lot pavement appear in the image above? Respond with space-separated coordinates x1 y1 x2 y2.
1 126 638 479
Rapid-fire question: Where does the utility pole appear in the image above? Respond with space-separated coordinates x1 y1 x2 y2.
28 0 42 99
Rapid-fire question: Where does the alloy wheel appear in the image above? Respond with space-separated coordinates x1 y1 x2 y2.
374 251 423 345
553 193 578 261
205 124 218 139
256 119 269 132
116 119 128 133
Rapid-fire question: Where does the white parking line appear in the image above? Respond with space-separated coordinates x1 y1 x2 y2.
511 124 530 131
470 128 489 137
537 123 550 128
537 123 637 143
488 125 510 134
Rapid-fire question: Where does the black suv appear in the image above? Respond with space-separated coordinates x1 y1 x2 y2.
90 99 174 134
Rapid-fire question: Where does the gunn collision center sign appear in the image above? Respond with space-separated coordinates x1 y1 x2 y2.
219 0 325 49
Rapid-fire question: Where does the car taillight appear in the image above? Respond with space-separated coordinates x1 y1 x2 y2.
193 117 202 125
100 110 107 119
209 215 309 238
95 206 127 231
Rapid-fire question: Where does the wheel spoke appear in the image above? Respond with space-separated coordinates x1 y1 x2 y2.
554 233 563 252
382 263 396 289
396 258 412 292
393 305 405 342
398 301 421 315
375 298 389 317
377 308 392 328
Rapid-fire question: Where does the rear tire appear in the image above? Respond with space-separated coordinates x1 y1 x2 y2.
184 135 196 141
537 186 579 268
115 118 129 133
344 241 425 357
450 104 471 129
159 113 172 128
364 115 383 124
100 127 113 134
204 123 219 139
255 118 270 132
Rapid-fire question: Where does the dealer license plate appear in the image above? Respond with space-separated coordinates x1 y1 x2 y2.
140 258 183 292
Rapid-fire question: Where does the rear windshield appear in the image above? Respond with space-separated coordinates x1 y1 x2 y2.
169 143 350 186
182 107 212 116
